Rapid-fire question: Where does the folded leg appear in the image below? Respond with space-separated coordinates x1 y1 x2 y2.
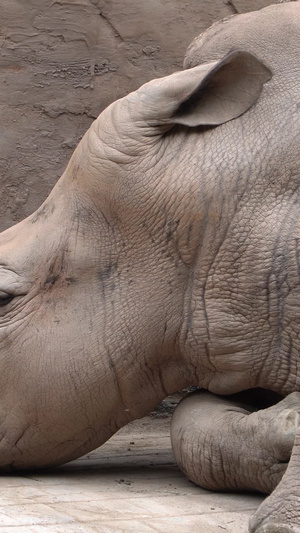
171 390 300 494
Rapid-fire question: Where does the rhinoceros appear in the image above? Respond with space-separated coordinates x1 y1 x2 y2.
0 2 300 531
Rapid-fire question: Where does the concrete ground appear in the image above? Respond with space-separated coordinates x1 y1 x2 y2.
0 397 264 533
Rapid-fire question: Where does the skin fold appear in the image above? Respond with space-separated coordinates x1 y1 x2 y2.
0 3 299 532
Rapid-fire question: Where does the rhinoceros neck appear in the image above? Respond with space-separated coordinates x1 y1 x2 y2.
179 165 300 396
174 116 300 396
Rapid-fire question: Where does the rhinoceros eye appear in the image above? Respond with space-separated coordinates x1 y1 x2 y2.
0 291 14 306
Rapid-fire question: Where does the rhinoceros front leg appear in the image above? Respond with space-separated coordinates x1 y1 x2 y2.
170 391 300 495
250 427 300 533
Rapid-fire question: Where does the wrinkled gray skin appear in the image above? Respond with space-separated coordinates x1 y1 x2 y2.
0 2 300 532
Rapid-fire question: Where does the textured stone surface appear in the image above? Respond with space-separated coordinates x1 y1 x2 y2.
0 0 278 230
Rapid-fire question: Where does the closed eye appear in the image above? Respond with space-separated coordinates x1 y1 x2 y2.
0 292 15 307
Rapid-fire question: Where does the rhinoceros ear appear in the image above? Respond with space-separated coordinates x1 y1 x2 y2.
136 50 271 129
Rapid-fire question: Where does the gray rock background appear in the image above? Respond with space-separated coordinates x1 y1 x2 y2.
0 0 277 229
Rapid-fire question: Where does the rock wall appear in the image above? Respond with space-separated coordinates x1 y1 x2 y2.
0 0 277 229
